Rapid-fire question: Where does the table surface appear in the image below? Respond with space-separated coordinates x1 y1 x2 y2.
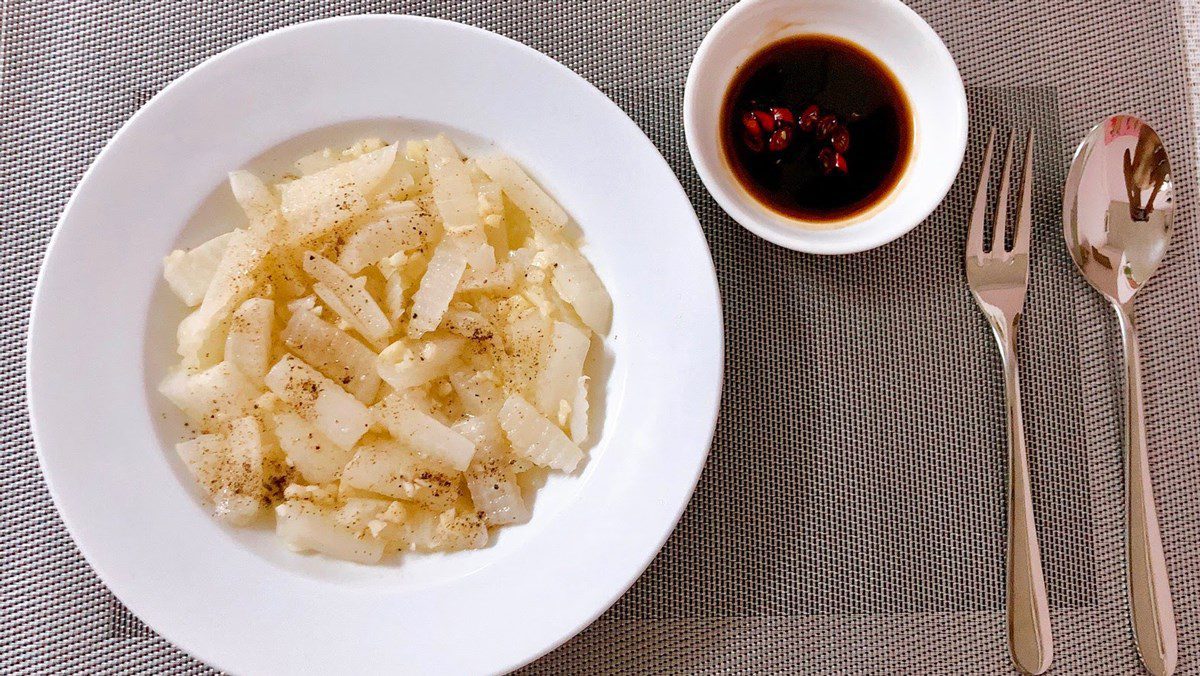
5 1 1200 674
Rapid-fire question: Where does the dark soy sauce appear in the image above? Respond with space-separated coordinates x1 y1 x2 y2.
720 35 913 223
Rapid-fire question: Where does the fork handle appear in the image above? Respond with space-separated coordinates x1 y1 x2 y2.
1115 304 1177 676
998 336 1054 674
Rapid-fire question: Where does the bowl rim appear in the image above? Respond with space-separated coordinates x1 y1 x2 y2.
683 0 969 254
26 14 725 674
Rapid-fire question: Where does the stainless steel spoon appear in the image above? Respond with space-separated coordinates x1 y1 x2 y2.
1064 114 1177 676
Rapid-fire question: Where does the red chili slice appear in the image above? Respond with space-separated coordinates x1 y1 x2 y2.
829 126 850 153
768 127 792 152
753 110 775 133
816 114 839 139
797 104 820 132
769 106 794 128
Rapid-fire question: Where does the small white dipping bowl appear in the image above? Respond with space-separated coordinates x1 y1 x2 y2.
684 0 968 254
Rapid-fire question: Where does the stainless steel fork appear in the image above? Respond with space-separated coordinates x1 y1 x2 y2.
966 129 1053 675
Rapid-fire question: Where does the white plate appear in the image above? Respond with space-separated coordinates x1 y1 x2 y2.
27 16 723 675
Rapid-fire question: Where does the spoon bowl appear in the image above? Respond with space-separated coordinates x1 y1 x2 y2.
1064 114 1173 305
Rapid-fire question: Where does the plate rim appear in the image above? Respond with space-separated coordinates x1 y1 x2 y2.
26 13 724 674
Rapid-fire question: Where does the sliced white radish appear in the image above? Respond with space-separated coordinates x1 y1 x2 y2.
225 297 274 382
215 416 265 525
274 411 354 484
407 239 467 338
228 170 281 237
159 361 258 426
441 306 495 341
376 335 464 391
279 143 398 242
396 507 489 552
475 154 568 229
178 228 271 369
449 370 503 416
464 242 497 274
337 201 437 274
496 307 550 396
303 251 392 345
162 232 234 307
544 241 611 334
342 439 461 511
569 375 590 445
534 320 591 417
332 497 393 532
497 394 583 472
376 393 475 471
426 135 479 233
460 261 515 293
275 501 385 564
294 148 339 175
280 308 380 404
264 355 371 451
465 453 529 526
175 433 226 496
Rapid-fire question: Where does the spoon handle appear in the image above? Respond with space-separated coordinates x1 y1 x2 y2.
1115 304 1177 676
998 335 1054 675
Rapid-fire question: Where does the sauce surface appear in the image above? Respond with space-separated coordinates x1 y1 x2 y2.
720 35 913 223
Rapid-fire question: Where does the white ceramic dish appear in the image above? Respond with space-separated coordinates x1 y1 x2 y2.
27 15 723 675
684 0 968 254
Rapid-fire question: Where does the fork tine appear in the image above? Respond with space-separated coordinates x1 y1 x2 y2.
1011 130 1035 255
967 129 996 257
991 131 1017 253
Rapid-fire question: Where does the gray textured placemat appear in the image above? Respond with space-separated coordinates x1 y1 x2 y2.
4 1 1200 673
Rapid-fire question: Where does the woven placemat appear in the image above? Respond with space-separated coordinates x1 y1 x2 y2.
4 1 1200 673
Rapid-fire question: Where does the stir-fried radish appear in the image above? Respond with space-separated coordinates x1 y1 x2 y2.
497 308 551 396
497 394 583 472
342 439 461 511
294 148 339 175
228 170 280 237
279 143 398 243
303 252 392 345
160 361 258 426
442 306 495 342
160 136 611 564
276 501 385 564
544 241 612 334
280 308 380 404
338 201 436 274
178 228 271 369
534 320 590 416
175 433 226 497
464 241 497 274
407 239 467 338
390 506 488 552
265 355 371 451
454 413 530 525
450 370 503 416
225 297 274 382
163 232 234 307
569 375 590 445
215 416 265 525
426 135 479 233
460 261 515 292
466 453 529 526
376 335 464 391
475 154 568 229
274 412 353 484
377 394 475 471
